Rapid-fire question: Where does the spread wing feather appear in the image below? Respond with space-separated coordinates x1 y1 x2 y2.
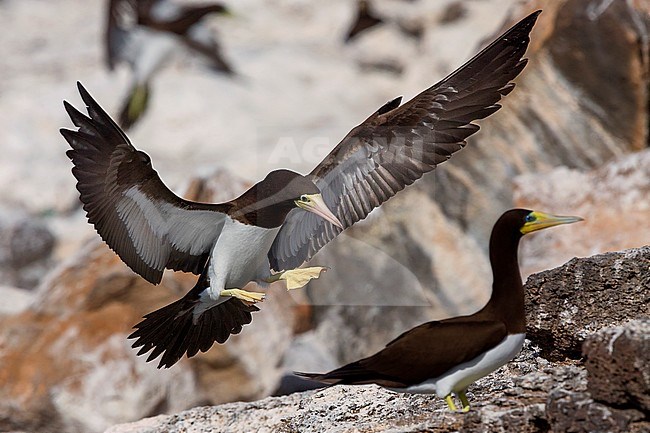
61 82 230 284
269 11 539 271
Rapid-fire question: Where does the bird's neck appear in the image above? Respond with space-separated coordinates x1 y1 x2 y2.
482 227 526 334
241 205 293 228
228 186 293 229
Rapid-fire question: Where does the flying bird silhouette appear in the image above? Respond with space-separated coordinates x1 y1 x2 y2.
61 10 540 368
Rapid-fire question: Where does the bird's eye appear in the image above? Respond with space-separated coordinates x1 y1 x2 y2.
525 214 536 223
300 194 309 202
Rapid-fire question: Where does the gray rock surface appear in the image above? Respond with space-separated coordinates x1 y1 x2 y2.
105 344 586 433
583 319 650 412
0 208 55 289
546 389 647 433
525 246 650 361
105 248 650 433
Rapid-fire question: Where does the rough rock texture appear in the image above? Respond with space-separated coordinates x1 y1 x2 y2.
0 208 55 289
546 389 647 433
525 246 650 361
583 319 650 412
106 344 587 433
106 248 650 433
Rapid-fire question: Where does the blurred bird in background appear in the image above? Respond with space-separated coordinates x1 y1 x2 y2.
105 0 235 129
345 0 383 42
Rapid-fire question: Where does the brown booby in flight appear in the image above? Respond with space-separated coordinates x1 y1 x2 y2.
61 10 539 368
106 0 235 129
298 209 583 412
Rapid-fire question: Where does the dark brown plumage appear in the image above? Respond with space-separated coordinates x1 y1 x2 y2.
129 265 259 369
270 10 541 272
298 209 583 411
61 10 539 367
62 83 324 284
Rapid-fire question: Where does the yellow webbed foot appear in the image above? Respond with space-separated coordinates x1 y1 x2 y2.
459 391 471 413
220 288 266 303
272 266 328 290
445 394 458 412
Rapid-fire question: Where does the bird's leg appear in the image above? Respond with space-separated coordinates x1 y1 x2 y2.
444 394 458 412
219 288 266 303
458 391 471 412
265 266 328 290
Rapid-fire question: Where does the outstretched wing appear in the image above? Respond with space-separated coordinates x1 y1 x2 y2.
298 320 507 387
270 11 540 271
61 82 231 284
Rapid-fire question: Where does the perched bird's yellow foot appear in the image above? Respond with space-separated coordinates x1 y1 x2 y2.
267 266 328 290
445 394 458 412
220 288 266 303
459 391 471 412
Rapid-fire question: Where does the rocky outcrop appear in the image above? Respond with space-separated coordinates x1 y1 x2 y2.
583 319 650 412
546 389 646 433
105 248 650 433
524 246 650 361
0 208 55 289
105 344 586 433
545 321 650 433
105 346 650 433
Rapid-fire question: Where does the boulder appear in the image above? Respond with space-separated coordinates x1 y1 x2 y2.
546 389 646 433
105 345 583 433
583 319 650 412
524 246 650 361
0 208 55 289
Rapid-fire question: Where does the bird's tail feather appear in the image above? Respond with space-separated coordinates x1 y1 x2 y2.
296 361 406 388
128 272 259 368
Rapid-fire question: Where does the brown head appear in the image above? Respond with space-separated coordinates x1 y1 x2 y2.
231 169 343 229
485 208 583 332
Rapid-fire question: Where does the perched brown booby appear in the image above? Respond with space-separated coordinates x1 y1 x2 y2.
298 209 583 412
61 10 539 368
106 0 235 129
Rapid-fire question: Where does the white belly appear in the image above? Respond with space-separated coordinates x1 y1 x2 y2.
208 218 280 293
401 333 525 397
